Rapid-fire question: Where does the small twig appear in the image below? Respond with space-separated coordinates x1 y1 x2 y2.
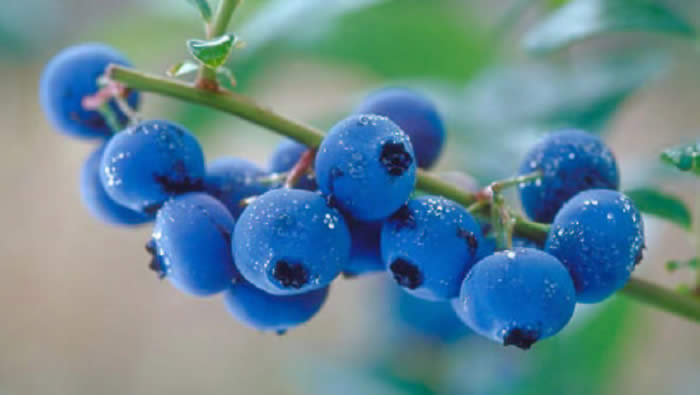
284 149 316 189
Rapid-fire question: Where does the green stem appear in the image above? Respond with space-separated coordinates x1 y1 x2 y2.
490 170 542 193
622 278 700 323
199 0 241 86
107 64 700 324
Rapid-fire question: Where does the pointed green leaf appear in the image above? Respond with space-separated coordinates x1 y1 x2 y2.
661 141 700 174
166 60 200 77
625 187 692 230
216 67 237 87
187 0 213 23
524 0 695 54
187 33 238 69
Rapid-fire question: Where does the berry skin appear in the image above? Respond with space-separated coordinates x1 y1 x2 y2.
315 114 417 221
39 43 140 139
545 189 645 303
148 193 238 297
454 248 576 350
100 120 205 215
233 188 351 295
391 285 471 344
381 196 482 301
204 158 270 219
224 280 329 333
343 219 384 276
80 145 150 226
267 138 316 190
518 129 619 223
355 88 445 168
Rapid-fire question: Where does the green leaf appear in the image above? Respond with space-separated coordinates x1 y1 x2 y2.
166 60 200 77
661 141 700 174
187 33 238 69
524 0 695 54
625 187 692 229
187 0 213 23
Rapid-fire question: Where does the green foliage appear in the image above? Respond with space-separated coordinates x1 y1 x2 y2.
666 257 698 272
625 187 692 230
187 33 239 69
167 60 200 77
661 141 700 175
524 0 695 54
187 0 213 22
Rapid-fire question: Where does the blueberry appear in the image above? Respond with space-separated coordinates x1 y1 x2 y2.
545 189 645 303
355 88 445 168
343 219 384 276
391 285 471 344
233 189 350 295
315 114 417 221
204 157 270 219
518 129 619 223
80 144 150 226
148 193 238 297
381 196 482 301
100 120 205 214
454 248 576 349
39 43 140 139
224 279 329 333
267 138 316 190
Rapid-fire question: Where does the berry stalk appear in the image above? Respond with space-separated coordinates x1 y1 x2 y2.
107 64 700 323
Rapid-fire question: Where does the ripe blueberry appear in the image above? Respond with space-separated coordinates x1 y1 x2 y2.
224 280 329 333
233 189 351 295
39 43 140 139
268 138 316 190
80 144 150 226
518 129 619 223
545 189 645 303
149 193 238 297
204 157 269 219
100 120 205 214
315 114 416 221
381 196 482 301
355 88 445 168
454 248 576 349
391 285 471 343
343 219 384 276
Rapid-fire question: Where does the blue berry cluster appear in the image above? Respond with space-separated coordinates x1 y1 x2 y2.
42 45 645 346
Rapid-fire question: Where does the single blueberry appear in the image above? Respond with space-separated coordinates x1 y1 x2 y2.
545 189 645 303
355 88 445 168
454 248 576 349
39 43 140 139
267 138 317 190
315 114 417 221
80 144 150 226
233 189 351 295
204 157 270 219
224 280 329 333
100 120 205 214
149 193 238 297
518 129 619 223
381 195 482 301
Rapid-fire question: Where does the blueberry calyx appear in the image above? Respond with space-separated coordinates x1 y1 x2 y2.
390 258 423 289
503 328 539 350
457 227 479 256
272 260 309 289
145 239 166 279
380 142 412 176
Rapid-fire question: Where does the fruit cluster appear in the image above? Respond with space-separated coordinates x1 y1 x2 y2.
40 43 645 348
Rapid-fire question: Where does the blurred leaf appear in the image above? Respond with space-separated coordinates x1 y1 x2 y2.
524 0 695 54
666 257 698 272
187 33 238 68
661 141 700 174
167 60 200 77
187 0 213 22
625 187 692 229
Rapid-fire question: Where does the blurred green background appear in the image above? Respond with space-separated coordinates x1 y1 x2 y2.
2 0 700 394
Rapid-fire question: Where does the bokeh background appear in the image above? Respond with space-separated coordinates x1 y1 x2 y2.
2 0 700 394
